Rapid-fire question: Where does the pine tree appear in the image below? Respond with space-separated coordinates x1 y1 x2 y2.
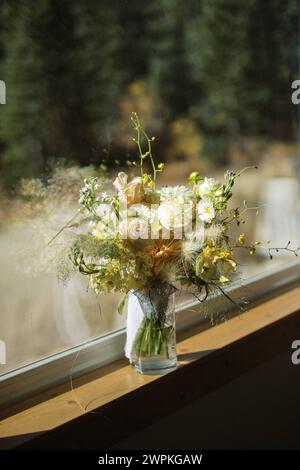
0 2 49 186
70 0 123 166
0 0 123 184
146 0 196 119
194 0 298 139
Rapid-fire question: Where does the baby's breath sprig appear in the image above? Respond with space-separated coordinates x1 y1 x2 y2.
48 177 101 246
79 177 102 213
130 112 160 186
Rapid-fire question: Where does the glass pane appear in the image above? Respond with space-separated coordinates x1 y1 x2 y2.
0 0 299 374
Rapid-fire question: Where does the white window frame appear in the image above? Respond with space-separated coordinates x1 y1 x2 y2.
0 259 300 410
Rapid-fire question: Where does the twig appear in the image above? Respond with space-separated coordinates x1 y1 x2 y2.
233 241 300 259
48 210 80 246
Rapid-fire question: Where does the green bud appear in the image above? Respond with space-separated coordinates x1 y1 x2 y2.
188 172 202 184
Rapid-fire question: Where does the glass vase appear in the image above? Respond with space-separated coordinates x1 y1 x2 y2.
127 283 177 375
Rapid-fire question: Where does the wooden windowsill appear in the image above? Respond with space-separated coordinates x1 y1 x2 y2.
0 286 300 449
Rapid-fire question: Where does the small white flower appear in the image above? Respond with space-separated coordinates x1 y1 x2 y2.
96 191 114 203
198 177 218 198
90 221 114 239
95 203 115 219
197 199 215 223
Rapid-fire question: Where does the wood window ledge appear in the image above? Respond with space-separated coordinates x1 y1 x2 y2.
0 286 300 449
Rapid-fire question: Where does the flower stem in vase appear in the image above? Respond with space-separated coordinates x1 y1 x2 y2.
130 283 177 375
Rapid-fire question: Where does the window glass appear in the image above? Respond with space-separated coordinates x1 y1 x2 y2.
0 0 299 374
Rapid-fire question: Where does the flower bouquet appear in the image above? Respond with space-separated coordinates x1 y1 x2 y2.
48 113 297 375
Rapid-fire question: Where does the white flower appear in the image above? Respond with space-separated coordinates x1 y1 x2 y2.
117 204 158 240
198 177 219 198
126 204 154 222
96 191 114 203
113 172 128 192
159 185 193 203
197 199 215 223
95 203 115 220
118 218 149 240
90 221 114 239
89 203 118 238
158 201 193 231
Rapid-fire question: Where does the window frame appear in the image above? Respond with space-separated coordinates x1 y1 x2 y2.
0 259 300 410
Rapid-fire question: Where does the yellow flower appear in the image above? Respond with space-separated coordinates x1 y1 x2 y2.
237 233 245 245
202 246 215 259
142 173 151 184
213 249 237 272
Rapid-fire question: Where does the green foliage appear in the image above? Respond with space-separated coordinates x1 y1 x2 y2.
0 0 123 186
193 0 299 138
69 235 153 293
72 1 123 143
146 0 191 116
0 2 48 184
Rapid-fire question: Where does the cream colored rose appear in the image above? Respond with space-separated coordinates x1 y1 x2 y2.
113 172 144 206
113 172 128 192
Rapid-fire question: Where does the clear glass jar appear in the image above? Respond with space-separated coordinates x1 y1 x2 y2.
127 283 177 375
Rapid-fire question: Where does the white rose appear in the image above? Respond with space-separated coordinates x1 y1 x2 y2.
158 201 193 231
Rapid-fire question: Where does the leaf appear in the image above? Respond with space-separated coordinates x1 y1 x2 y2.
117 292 128 315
